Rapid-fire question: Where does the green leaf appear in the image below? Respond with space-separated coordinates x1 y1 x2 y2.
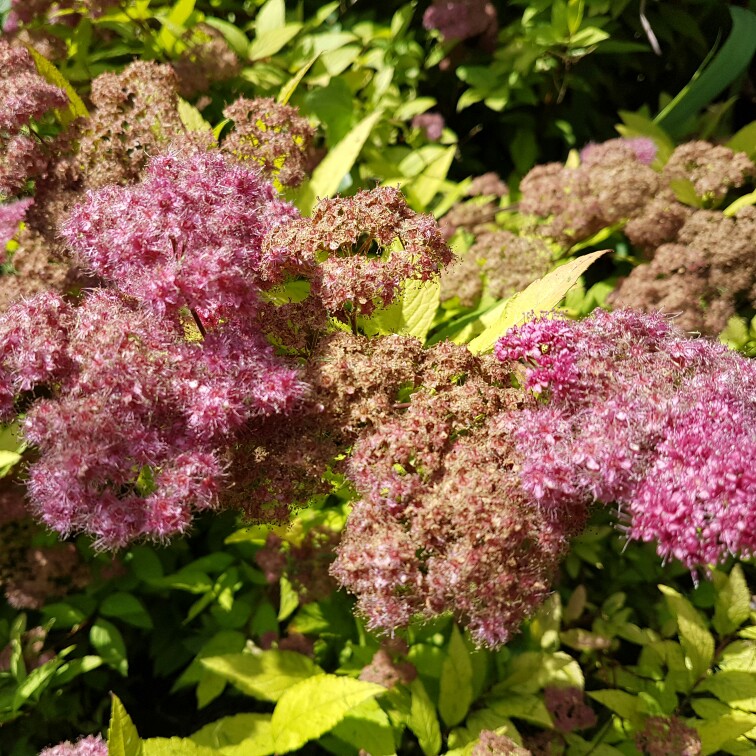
488 694 553 728
90 619 128 676
100 593 153 629
108 694 143 756
295 110 383 214
25 45 89 126
200 651 321 702
12 653 68 710
655 7 756 135
587 690 642 724
191 713 275 755
567 0 584 34
713 564 751 635
366 279 441 342
438 624 474 727
330 698 396 756
726 120 756 160
468 249 609 354
408 678 442 756
616 110 674 164
694 714 756 756
277 574 299 621
203 17 250 58
659 585 715 680
277 55 318 105
249 24 303 61
270 674 385 753
53 655 103 687
177 98 212 134
42 601 88 629
143 739 216 756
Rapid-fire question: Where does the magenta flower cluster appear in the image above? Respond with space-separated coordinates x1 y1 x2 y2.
495 308 756 569
62 151 298 324
0 153 305 547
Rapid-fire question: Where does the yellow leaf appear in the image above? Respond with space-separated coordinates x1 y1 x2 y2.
468 249 609 354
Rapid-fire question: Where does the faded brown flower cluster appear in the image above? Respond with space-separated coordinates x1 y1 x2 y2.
0 477 90 609
441 230 552 308
222 97 315 188
612 207 756 334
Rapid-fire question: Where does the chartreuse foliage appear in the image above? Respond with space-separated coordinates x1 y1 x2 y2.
87 553 754 754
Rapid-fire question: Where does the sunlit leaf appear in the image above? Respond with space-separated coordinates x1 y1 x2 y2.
468 250 609 354
270 674 385 752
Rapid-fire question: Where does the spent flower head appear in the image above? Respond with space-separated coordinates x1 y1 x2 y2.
635 717 702 756
0 40 68 133
222 97 315 187
264 187 452 317
332 345 580 648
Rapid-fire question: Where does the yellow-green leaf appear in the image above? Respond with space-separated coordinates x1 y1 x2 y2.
295 110 383 214
407 146 456 210
713 564 752 634
277 55 319 105
108 694 143 756
367 278 441 342
723 189 756 217
699 670 756 712
0 450 22 478
694 713 756 756
659 585 715 680
270 674 385 753
468 249 609 354
25 46 89 126
439 624 474 727
143 738 216 756
408 678 442 756
190 713 275 755
249 24 303 61
726 121 756 159
156 0 196 54
200 651 320 702
178 98 212 134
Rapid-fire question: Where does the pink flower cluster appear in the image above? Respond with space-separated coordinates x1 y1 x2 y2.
422 0 498 44
62 151 298 324
495 309 756 569
0 153 306 547
38 734 107 756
